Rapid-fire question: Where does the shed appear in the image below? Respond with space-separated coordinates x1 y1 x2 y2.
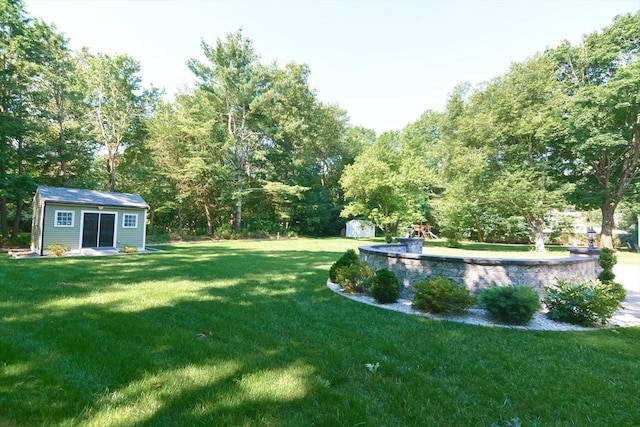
31 186 149 256
345 220 375 238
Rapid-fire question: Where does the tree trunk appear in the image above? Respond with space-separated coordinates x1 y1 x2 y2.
0 197 7 239
149 207 155 231
233 105 248 232
235 172 242 231
600 199 617 249
108 151 117 192
0 154 6 238
531 218 546 253
204 202 212 235
11 198 22 239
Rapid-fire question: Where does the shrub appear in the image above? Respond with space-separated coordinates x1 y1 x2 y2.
597 247 617 284
334 261 373 294
329 249 360 282
369 268 400 304
479 285 541 325
598 247 617 271
411 276 476 314
544 279 626 327
122 245 137 253
597 269 616 284
46 243 71 257
213 224 235 240
445 233 462 248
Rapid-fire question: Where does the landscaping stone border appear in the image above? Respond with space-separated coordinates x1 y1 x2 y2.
359 240 599 299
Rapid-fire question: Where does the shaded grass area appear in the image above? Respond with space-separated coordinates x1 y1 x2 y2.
1 238 639 426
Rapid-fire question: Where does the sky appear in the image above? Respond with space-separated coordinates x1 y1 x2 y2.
24 0 640 134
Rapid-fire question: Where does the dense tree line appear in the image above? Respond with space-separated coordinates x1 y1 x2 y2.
1 0 639 249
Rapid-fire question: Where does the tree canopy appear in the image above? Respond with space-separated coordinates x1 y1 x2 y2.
2 4 639 249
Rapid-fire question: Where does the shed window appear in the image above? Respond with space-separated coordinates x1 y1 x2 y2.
55 210 74 227
123 214 138 228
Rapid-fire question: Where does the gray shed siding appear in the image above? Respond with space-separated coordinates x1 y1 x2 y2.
42 203 84 252
39 204 146 254
32 186 148 255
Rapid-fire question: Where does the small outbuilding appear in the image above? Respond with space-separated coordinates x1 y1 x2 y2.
31 186 149 256
345 219 375 238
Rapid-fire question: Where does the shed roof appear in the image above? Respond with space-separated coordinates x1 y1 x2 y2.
37 186 149 209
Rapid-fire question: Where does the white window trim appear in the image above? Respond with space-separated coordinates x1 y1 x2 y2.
122 213 138 229
54 210 75 227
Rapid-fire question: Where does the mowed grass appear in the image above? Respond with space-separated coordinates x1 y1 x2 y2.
1 238 639 426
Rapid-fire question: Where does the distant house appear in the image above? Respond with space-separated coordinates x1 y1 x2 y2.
31 186 149 256
345 220 375 238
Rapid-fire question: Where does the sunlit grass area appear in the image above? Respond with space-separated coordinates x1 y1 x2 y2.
1 238 639 426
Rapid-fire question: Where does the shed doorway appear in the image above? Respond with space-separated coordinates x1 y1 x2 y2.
82 212 115 248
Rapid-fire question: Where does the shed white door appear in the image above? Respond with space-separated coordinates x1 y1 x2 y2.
82 213 115 248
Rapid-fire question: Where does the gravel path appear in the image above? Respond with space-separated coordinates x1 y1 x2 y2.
327 264 640 331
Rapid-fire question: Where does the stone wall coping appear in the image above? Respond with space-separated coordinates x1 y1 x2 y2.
358 244 596 266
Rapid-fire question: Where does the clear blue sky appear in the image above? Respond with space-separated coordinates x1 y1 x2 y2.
25 0 640 134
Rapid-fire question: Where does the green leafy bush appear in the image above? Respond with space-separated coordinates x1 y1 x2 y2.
597 247 617 284
597 269 616 283
329 249 360 282
411 276 476 314
334 261 373 294
479 285 541 325
369 268 400 304
213 224 236 240
46 243 71 257
598 247 617 271
544 279 626 327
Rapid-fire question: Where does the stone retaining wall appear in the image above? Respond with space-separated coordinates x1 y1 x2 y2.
359 242 599 299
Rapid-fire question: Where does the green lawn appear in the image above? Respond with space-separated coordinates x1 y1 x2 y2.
1 238 639 426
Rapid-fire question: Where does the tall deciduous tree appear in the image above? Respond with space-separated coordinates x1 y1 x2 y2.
145 91 232 236
188 30 267 231
553 12 640 248
78 49 151 192
0 0 56 238
34 30 94 188
341 130 433 235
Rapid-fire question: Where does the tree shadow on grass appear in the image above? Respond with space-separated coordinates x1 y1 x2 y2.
3 243 640 425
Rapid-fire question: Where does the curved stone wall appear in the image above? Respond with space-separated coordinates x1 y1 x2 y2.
359 241 599 299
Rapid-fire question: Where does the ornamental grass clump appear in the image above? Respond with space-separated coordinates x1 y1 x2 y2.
46 243 71 257
479 285 541 325
411 276 476 314
369 268 400 304
544 278 626 327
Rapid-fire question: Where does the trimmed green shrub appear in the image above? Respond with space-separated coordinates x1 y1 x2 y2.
597 269 616 283
411 276 476 314
479 285 541 325
369 268 400 304
334 261 373 294
544 279 626 327
597 247 617 284
598 247 617 270
46 243 71 257
329 249 360 282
